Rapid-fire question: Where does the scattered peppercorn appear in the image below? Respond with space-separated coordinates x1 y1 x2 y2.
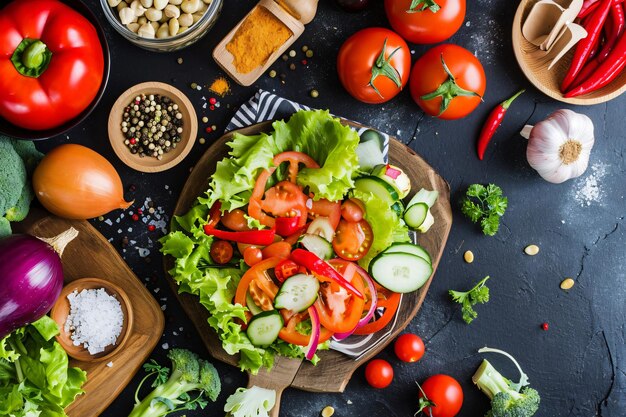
128 184 137 192
148 224 156 232
310 89 319 98
302 45 309 52
132 214 139 221
190 82 198 90
202 116 208 123
177 57 183 64
209 105 215 110
269 69 277 78
209 97 217 105
289 63 296 70
541 322 549 331
211 125 217 131
282 54 288 61
205 126 213 133
302 59 308 65
288 49 296 57
306 49 314 58
199 138 206 144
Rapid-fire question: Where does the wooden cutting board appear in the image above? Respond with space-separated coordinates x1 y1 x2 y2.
15 211 165 417
164 120 452 416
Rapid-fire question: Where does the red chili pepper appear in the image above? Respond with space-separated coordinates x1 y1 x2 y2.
476 90 524 160
275 216 301 237
565 27 626 97
290 249 364 299
597 3 625 62
203 225 276 245
579 0 624 18
562 0 613 92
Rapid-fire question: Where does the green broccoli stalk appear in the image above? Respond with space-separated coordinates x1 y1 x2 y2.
472 347 540 417
129 348 221 417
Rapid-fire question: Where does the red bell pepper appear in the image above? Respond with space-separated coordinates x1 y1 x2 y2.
0 0 105 130
290 249 364 299
275 216 301 237
203 225 276 245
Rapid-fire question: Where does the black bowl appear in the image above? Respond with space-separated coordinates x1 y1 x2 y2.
0 0 110 141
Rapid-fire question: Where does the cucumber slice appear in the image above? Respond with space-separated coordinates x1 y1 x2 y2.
274 273 320 312
360 129 385 152
299 234 334 260
417 210 434 233
404 202 429 229
383 243 432 264
246 310 284 347
354 176 399 205
391 201 404 218
246 292 264 315
369 252 433 293
306 217 335 242
406 188 438 208
356 140 385 171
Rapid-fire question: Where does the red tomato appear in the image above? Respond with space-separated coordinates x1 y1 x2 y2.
210 240 234 264
385 0 466 44
337 28 411 104
261 241 292 259
221 209 251 231
394 333 425 362
341 199 364 222
0 0 105 130
365 359 394 389
410 44 486 120
243 247 263 267
332 219 373 261
417 375 463 417
309 199 341 230
274 259 299 282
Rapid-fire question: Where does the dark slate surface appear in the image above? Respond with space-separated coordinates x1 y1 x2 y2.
32 0 625 416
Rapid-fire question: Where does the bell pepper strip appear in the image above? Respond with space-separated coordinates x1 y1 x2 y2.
275 216 301 236
273 151 320 183
561 0 613 92
290 249 364 299
565 25 626 97
420 54 482 116
353 291 401 335
597 3 625 62
476 90 525 160
0 0 105 131
203 225 276 245
234 257 284 321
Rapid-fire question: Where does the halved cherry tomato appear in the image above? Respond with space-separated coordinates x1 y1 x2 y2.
273 151 320 183
341 199 365 222
365 359 394 389
210 240 233 264
332 219 373 261
309 199 341 230
278 311 333 346
314 260 365 333
243 246 263 267
221 209 251 231
353 290 401 335
262 241 292 259
274 259 299 282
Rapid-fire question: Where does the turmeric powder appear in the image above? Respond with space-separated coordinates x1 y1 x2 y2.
226 6 293 74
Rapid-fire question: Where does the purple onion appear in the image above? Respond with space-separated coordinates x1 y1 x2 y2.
0 228 77 339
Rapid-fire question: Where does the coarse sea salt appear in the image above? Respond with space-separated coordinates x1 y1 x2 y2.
65 288 124 355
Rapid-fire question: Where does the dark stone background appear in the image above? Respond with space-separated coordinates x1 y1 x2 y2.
31 0 625 416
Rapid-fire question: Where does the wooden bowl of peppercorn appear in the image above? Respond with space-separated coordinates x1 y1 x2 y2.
108 81 198 173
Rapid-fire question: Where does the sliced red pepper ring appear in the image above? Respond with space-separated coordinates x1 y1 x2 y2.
290 249 364 299
275 216 301 236
353 291 401 335
203 225 276 245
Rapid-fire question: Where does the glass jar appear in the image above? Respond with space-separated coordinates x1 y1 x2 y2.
100 0 222 52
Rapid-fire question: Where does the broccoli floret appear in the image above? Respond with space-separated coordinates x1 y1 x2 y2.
129 348 221 417
5 182 34 222
0 139 27 215
0 216 11 238
8 138 43 175
472 347 540 417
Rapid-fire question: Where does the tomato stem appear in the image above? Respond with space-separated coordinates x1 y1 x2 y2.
420 54 482 117
369 38 403 99
414 381 437 416
11 38 52 78
408 0 441 13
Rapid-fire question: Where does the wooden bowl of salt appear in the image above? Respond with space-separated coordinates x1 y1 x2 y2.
50 277 133 362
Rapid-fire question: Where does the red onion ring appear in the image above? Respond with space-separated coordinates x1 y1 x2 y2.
332 262 378 340
305 305 321 360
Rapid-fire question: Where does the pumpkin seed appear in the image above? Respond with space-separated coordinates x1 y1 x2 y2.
321 406 335 417
463 250 474 263
560 278 575 290
524 244 540 256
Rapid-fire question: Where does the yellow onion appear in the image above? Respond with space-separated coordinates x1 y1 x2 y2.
33 144 132 219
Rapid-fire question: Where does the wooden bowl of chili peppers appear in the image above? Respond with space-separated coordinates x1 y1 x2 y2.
513 0 626 104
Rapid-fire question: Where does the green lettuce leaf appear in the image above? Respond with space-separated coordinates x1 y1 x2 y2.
352 189 411 269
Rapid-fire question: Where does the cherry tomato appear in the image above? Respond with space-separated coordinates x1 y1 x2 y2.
417 375 463 417
309 199 341 230
410 44 485 120
365 359 394 389
337 28 411 104
210 240 233 264
341 199 364 222
332 219 373 261
274 259 299 282
261 241 292 259
221 209 251 231
385 0 466 44
394 333 425 362
243 246 263 267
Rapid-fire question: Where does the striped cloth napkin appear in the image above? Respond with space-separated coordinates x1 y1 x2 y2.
226 90 402 360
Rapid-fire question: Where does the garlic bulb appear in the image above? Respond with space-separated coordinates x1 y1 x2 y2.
520 109 594 184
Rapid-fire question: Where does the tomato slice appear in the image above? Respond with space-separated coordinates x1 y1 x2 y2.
235 257 284 309
273 151 320 183
332 219 373 261
274 259 299 282
249 173 309 230
314 260 365 333
278 311 333 346
353 291 401 335
309 199 341 230
249 168 277 228
210 240 233 264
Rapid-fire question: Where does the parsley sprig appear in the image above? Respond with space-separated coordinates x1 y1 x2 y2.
461 184 508 236
449 276 490 324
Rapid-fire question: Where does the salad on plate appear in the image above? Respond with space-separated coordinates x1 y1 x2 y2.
160 110 439 374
